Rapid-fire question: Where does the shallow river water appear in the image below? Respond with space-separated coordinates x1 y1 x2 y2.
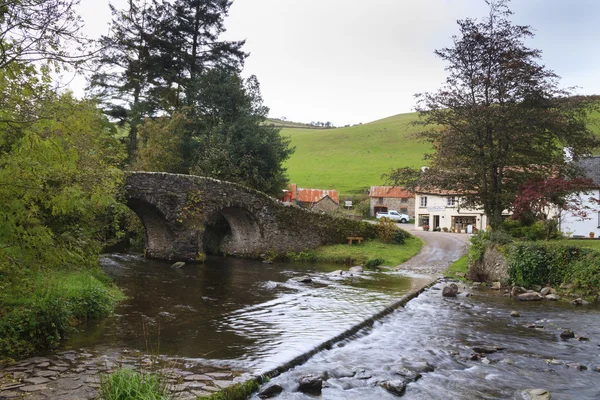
69 254 600 399
69 254 430 373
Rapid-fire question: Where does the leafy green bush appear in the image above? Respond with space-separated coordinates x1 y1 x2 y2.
507 243 590 288
286 251 318 263
568 251 600 296
100 368 170 400
365 258 385 268
0 271 123 360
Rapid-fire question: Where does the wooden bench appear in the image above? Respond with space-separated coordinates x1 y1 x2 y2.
347 236 363 245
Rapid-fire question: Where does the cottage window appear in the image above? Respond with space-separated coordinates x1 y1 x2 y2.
418 214 430 227
447 196 456 206
378 197 384 204
401 198 408 203
420 196 427 208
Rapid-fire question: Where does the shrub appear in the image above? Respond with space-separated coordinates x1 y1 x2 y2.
567 251 600 296
392 231 406 244
365 258 384 268
286 251 317 263
507 243 588 288
100 368 170 400
375 218 398 242
0 271 123 360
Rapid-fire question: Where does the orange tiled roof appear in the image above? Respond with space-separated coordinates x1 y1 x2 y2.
369 186 413 198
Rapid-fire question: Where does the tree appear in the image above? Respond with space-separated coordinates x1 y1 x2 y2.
511 177 599 238
0 0 88 70
89 0 166 159
0 88 125 272
402 0 600 228
134 68 294 195
90 0 246 160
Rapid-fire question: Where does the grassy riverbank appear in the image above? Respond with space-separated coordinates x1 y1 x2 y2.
287 237 423 266
0 269 123 360
444 255 469 280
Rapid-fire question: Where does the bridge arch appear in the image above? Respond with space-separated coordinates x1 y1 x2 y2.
127 197 177 259
202 206 264 255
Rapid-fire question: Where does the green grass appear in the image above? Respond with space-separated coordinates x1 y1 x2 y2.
282 108 600 195
564 239 600 251
445 255 469 279
100 368 170 400
0 270 124 360
309 237 423 266
282 112 428 194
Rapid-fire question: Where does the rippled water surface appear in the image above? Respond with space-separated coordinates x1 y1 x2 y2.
68 254 428 372
260 283 600 399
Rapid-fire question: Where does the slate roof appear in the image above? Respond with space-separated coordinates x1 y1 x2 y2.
576 156 600 186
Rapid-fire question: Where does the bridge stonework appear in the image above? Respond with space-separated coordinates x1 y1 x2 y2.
125 172 376 261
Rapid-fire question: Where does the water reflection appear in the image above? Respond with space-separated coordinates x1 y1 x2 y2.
69 254 420 372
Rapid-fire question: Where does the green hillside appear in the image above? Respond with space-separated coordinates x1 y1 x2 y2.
282 108 600 196
282 112 428 195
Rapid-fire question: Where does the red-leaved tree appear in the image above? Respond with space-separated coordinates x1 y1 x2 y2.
512 177 599 238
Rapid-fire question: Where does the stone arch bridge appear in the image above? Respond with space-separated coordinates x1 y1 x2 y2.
125 172 374 261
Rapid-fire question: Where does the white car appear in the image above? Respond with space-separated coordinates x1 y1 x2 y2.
375 210 409 223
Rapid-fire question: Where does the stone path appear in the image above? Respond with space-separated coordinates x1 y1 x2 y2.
0 350 242 399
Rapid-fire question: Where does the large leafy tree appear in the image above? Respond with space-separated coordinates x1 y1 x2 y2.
134 68 294 195
391 0 599 228
90 0 246 159
89 0 166 159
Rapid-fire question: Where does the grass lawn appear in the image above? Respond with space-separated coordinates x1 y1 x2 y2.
310 236 423 266
444 255 469 280
282 112 429 195
562 239 600 250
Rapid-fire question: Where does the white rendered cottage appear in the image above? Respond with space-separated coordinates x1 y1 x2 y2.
559 157 600 237
414 188 491 232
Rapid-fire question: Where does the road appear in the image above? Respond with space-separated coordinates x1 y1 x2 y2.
395 228 469 275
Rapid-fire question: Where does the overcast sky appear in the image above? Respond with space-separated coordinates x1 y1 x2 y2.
73 0 600 126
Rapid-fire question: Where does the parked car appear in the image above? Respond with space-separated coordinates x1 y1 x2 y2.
375 210 409 223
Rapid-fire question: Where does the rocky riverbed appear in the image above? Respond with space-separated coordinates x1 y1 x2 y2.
0 349 243 399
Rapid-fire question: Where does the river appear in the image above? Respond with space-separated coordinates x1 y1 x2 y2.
67 253 600 399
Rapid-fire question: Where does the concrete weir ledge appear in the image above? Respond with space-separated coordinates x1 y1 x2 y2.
245 276 439 390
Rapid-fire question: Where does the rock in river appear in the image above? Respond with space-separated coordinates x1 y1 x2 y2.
521 388 551 400
259 383 284 398
518 292 543 301
297 375 322 395
560 329 575 339
442 283 459 297
381 379 407 396
511 310 521 317
349 266 363 273
171 261 185 269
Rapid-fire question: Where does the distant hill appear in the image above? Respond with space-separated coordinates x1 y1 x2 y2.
282 107 600 196
266 118 335 130
282 112 428 195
